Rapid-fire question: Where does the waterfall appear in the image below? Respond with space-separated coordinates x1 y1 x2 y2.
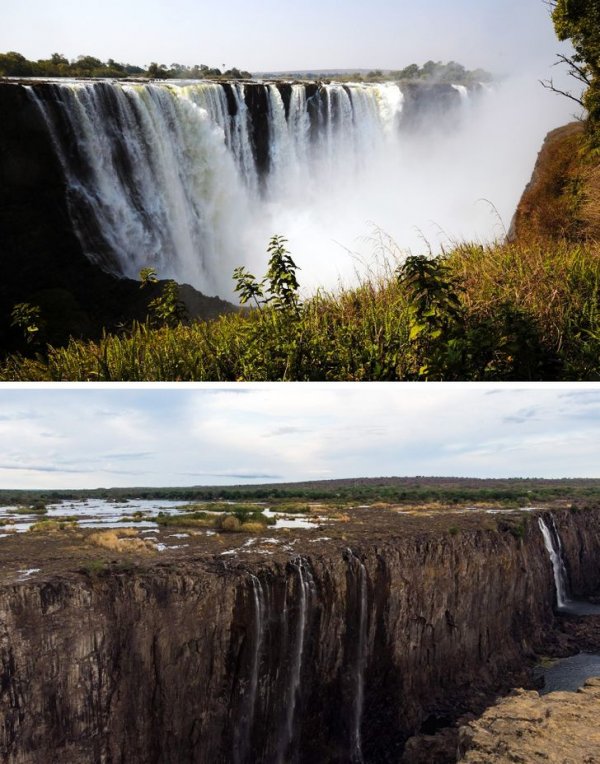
24 79 480 297
346 549 369 763
234 573 266 764
538 516 570 609
277 557 314 764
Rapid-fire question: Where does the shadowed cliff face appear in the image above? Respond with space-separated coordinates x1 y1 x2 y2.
1 508 599 764
0 83 235 352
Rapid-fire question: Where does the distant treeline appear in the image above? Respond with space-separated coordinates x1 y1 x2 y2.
0 52 490 84
0 478 598 507
0 51 251 80
274 61 493 84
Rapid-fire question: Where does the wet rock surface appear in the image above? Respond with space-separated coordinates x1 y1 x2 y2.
0 83 235 353
0 505 598 763
458 678 600 763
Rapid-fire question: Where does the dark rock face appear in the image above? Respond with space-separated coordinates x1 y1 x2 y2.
398 82 471 133
2 508 599 764
243 84 271 177
0 83 234 352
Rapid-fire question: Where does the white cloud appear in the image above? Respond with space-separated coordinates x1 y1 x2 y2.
0 385 596 488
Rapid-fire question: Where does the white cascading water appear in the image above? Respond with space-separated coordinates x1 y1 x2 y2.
347 550 369 764
538 516 570 609
234 573 267 764
233 573 266 764
27 79 478 298
277 557 314 764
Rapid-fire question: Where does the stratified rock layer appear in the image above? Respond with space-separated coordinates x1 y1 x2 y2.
458 678 600 763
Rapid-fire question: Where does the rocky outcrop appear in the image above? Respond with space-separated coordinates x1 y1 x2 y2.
458 678 600 762
1 507 599 763
507 122 586 243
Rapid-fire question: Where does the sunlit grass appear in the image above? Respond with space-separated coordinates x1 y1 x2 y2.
1 238 598 381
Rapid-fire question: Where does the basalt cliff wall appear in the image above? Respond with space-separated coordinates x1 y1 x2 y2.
0 83 235 351
1 508 599 763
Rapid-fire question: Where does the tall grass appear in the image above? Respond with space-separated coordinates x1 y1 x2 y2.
1 239 598 381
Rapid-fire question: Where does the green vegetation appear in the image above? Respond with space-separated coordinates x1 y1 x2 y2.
140 268 188 328
0 51 488 84
0 51 251 80
14 501 47 516
269 62 492 85
154 508 274 532
497 516 528 541
0 51 145 78
2 236 597 381
81 559 108 576
375 60 492 85
29 519 76 532
0 478 598 510
178 502 264 513
545 1 600 146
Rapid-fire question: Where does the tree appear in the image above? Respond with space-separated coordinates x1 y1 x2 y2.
398 64 420 80
544 0 600 134
139 267 188 327
233 236 301 315
147 62 168 79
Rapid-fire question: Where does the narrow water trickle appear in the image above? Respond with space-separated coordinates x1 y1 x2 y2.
346 549 369 764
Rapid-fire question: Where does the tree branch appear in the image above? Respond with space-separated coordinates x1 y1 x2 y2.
554 53 592 86
540 78 586 110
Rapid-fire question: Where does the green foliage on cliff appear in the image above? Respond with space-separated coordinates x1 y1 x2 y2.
0 51 251 80
549 0 600 142
389 60 492 85
1 236 598 381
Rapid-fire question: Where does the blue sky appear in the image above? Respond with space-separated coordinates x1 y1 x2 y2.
0 385 597 488
1 0 571 76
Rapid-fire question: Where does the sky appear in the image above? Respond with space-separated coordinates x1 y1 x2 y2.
0 385 598 489
0 0 573 77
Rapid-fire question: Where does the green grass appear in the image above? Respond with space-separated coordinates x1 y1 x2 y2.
14 505 48 516
154 509 274 532
177 502 263 513
1 239 598 381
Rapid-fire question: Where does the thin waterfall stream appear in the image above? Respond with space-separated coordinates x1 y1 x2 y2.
538 515 600 616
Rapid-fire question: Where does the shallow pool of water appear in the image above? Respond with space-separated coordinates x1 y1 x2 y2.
537 652 600 694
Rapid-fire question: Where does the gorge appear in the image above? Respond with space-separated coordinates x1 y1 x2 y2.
1 503 599 763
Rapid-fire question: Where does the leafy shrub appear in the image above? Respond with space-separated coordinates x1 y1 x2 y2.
219 515 242 532
1 239 598 381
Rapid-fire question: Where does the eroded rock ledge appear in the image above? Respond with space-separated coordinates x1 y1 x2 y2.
458 678 600 763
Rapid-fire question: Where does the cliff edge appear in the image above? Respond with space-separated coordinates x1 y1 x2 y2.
458 678 600 763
